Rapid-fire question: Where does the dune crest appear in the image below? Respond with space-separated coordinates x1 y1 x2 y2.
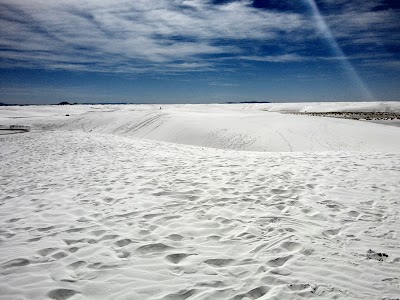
1 103 399 152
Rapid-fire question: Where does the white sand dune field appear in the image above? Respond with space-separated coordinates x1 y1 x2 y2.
1 103 400 300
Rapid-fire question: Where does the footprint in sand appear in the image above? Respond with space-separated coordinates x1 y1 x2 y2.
167 234 184 241
116 249 131 258
162 289 197 300
68 247 79 253
266 255 293 267
99 234 120 242
52 251 69 260
280 241 302 252
203 258 234 267
347 210 360 217
2 258 30 269
36 226 55 232
323 228 341 238
114 238 133 247
137 243 173 254
166 253 194 264
37 247 58 256
67 261 87 270
90 229 106 237
6 217 22 223
47 288 80 300
233 286 269 300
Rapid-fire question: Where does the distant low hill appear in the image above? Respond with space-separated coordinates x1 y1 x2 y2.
226 101 271 104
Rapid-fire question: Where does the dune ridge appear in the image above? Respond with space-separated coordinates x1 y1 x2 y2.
1 103 400 152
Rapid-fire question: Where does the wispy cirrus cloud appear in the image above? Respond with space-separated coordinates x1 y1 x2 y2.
316 0 400 56
0 0 398 75
239 54 307 63
0 0 308 73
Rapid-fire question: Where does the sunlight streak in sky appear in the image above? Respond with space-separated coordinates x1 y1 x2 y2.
304 0 375 100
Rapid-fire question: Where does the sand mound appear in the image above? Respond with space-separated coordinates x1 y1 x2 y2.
1 103 400 299
1 103 399 152
1 130 400 299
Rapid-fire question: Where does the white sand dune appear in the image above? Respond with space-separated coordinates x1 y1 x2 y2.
0 103 400 300
262 101 400 113
1 103 399 152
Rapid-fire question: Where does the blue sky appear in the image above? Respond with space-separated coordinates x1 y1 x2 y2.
0 0 399 104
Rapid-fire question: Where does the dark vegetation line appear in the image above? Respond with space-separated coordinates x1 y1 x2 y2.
280 111 400 121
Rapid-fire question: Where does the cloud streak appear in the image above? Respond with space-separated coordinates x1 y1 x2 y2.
0 0 398 75
0 0 308 73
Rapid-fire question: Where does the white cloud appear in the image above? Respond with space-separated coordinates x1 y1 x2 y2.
239 54 307 63
0 0 308 73
0 0 397 74
314 1 400 54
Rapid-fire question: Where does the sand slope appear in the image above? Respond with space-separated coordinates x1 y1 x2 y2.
1 103 400 152
1 104 400 299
